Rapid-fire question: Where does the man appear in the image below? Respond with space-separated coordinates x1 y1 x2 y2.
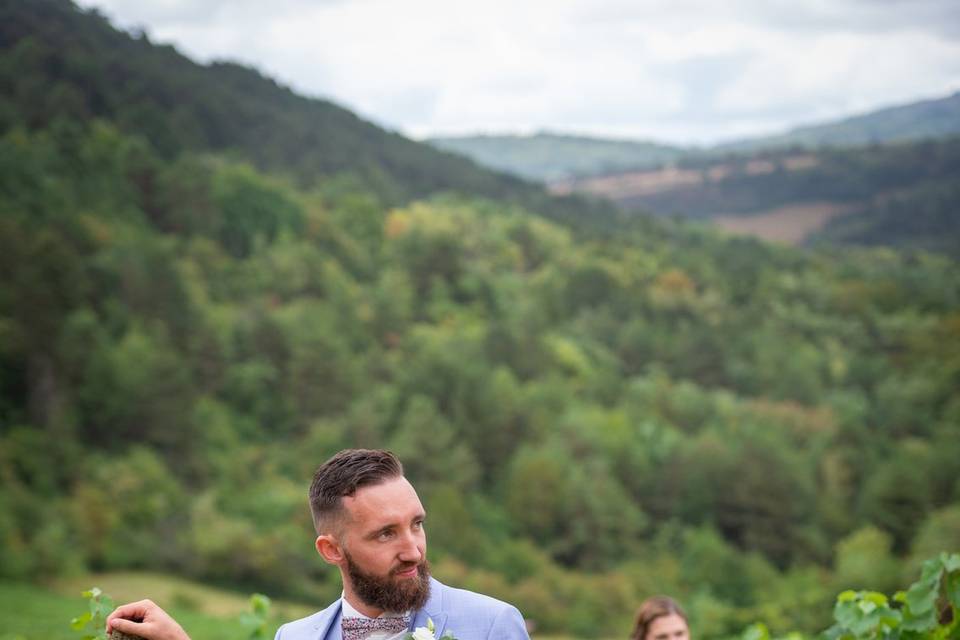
108 449 530 640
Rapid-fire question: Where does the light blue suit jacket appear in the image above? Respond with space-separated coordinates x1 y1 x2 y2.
274 577 529 640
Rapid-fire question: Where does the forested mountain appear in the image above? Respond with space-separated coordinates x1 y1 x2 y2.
0 0 627 229
2 2 959 639
428 132 689 181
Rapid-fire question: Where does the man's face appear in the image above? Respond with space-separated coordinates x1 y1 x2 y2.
338 476 430 614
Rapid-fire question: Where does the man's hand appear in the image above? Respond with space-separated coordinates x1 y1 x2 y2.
106 599 191 640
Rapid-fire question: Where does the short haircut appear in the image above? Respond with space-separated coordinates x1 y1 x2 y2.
309 449 404 534
630 596 687 640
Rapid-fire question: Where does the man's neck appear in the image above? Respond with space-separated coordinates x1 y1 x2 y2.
341 590 383 619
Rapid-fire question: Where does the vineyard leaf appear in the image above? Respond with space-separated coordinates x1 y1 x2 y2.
946 570 960 609
851 612 878 637
838 591 859 603
879 610 902 630
742 622 770 640
906 580 939 615
835 600 860 628
920 558 945 584
943 553 960 573
902 608 937 633
71 612 92 630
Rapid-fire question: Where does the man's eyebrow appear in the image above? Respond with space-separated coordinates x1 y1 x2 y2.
364 523 397 539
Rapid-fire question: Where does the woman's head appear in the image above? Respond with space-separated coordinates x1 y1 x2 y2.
630 596 689 640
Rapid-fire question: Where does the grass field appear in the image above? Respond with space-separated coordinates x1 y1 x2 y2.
0 573 314 640
0 573 595 640
713 202 857 244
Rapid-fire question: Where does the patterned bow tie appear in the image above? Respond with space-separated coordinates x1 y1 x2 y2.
341 615 411 640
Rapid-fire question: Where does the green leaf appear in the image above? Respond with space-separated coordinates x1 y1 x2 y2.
250 593 271 615
835 601 860 628
742 623 770 640
902 612 937 633
879 610 903 630
70 612 92 630
838 591 859 603
850 613 877 637
906 580 939 615
943 553 960 573
859 600 878 615
95 594 115 619
920 558 945 584
865 592 889 606
946 570 960 609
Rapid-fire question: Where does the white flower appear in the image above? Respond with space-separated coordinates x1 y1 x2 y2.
411 627 435 640
406 617 456 640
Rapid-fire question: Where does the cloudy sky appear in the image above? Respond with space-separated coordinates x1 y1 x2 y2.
77 0 960 145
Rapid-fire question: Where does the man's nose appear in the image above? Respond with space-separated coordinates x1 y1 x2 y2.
397 531 423 562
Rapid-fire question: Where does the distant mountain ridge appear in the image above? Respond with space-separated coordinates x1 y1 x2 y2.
428 91 960 182
721 91 960 152
429 132 689 182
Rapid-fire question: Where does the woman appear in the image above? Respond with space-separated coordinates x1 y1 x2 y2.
630 596 690 640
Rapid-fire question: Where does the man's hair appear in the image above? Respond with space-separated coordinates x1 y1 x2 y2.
630 596 687 640
309 449 404 534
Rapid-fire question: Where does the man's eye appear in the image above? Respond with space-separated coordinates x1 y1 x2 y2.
413 520 424 530
378 530 394 540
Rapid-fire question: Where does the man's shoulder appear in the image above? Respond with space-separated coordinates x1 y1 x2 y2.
433 579 517 615
274 600 339 640
429 579 529 639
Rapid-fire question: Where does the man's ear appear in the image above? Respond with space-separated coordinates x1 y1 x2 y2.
315 534 344 565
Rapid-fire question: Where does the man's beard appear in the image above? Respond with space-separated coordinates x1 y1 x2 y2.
345 552 431 613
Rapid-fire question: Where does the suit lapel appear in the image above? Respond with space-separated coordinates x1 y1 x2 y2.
316 599 343 640
411 578 448 637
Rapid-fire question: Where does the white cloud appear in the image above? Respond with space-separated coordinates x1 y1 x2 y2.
77 0 960 144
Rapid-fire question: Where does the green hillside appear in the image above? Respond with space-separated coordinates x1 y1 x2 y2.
558 138 960 254
3 120 959 636
2 2 959 639
0 0 632 231
428 132 688 182
0 0 513 200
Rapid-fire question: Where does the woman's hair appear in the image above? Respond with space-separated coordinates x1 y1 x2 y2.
630 596 688 640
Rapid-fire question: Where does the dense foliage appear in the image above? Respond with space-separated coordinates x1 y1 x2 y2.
810 180 960 255
1 119 958 636
1 2 958 638
821 552 960 640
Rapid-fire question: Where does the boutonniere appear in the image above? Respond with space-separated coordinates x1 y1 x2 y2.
408 617 457 640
